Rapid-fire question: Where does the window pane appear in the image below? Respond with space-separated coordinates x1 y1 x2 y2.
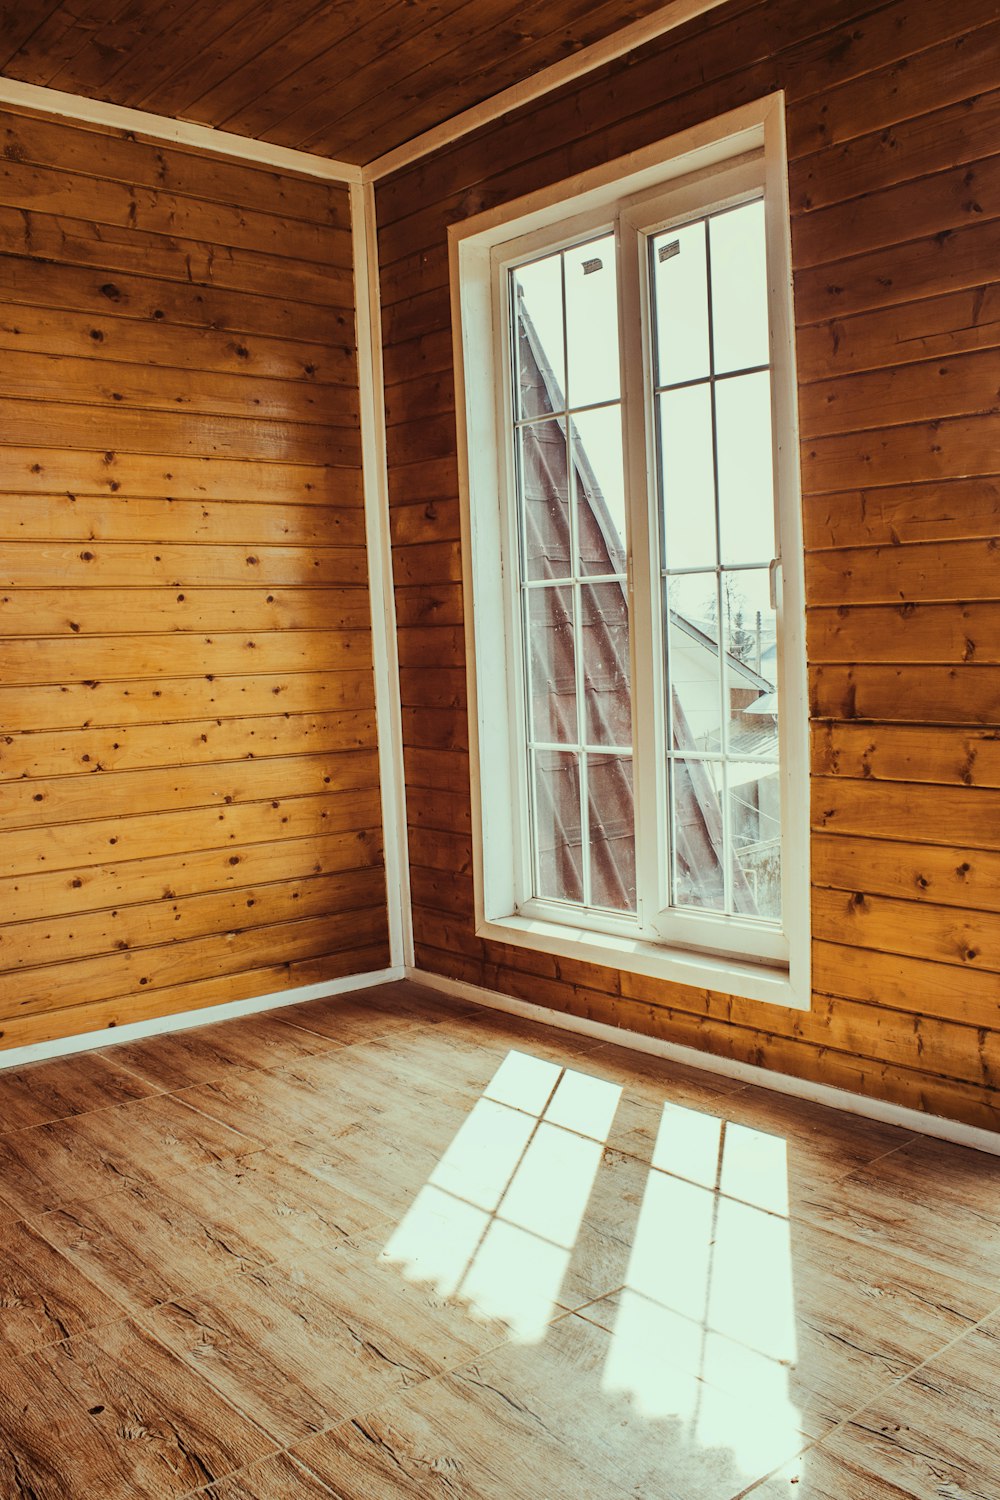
581 580 631 747
652 219 709 387
572 405 627 576
527 586 576 744
731 773 781 920
518 417 569 581
723 568 778 756
716 371 774 567
666 573 722 752
669 756 726 912
533 750 583 903
513 255 565 419
659 385 717 570
589 754 637 912
564 235 619 409
710 199 769 375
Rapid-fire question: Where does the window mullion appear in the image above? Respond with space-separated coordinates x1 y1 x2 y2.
617 213 664 934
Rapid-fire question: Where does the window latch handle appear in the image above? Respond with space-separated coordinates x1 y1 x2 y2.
768 556 782 612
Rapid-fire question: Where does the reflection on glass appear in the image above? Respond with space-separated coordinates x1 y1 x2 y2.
716 371 774 567
669 756 726 912
710 200 769 375
730 777 781 921
513 254 564 419
652 219 710 387
666 573 722 752
722 567 776 746
533 749 582 903
581 581 631 747
721 566 781 922
659 385 717 569
527 586 576 744
564 234 620 409
588 754 636 913
572 406 627 574
518 417 569 581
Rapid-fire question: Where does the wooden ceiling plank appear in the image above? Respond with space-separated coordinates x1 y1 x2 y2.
181 0 408 138
95 0 308 116
131 0 354 121
0 0 87 78
213 0 484 145
292 0 672 157
272 0 567 152
38 0 207 98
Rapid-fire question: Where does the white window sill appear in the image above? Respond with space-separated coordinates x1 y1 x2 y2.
477 912 811 1011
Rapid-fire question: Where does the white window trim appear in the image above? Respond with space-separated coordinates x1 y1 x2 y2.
449 93 811 1011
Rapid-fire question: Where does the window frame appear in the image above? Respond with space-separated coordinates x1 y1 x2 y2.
450 93 811 1011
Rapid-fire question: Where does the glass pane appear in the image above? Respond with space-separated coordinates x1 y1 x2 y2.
564 235 619 409
572 405 627 575
659 385 717 570
526 586 576 745
710 199 769 375
518 417 569 581
723 568 778 754
588 754 636 912
581 580 631 747
669 756 725 912
652 219 709 387
716 371 775 567
534 750 583 903
513 255 565 419
666 573 722 752
730 772 781 920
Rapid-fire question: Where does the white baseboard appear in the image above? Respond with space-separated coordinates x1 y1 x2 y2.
406 966 1000 1159
0 966 405 1072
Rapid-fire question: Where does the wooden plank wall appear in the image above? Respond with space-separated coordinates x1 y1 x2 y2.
375 0 1000 1131
0 105 389 1052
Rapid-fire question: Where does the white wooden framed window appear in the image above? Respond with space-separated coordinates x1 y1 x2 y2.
450 95 810 1010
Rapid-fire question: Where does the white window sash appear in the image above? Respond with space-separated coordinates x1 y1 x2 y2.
450 93 810 1010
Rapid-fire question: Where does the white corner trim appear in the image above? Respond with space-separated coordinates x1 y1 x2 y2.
351 178 414 970
0 967 404 1072
362 0 732 182
406 967 1000 1159
0 76 362 182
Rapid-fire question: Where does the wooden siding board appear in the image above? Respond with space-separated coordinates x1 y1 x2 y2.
0 107 385 1049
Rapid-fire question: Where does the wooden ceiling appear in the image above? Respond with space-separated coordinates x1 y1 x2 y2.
0 0 677 165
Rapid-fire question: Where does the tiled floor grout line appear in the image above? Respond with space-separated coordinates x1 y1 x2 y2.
734 1282 1000 1498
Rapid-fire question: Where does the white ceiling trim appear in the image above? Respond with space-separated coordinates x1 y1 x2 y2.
2 0 730 185
0 76 362 182
362 0 731 181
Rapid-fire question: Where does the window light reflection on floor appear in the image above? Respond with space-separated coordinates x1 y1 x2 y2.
602 1099 800 1475
381 1049 801 1476
380 1050 622 1341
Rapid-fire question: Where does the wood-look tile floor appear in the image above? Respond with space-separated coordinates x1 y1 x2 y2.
0 980 997 1499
